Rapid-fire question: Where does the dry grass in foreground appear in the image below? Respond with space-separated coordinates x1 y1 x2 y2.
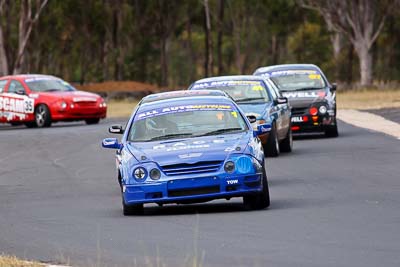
0 255 43 267
337 89 400 110
105 89 400 118
106 99 139 118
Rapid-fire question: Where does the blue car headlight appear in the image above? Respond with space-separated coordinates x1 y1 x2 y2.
235 156 253 174
149 168 161 180
224 155 263 175
133 167 147 181
224 161 235 173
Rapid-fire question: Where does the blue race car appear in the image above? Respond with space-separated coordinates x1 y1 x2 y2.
102 90 270 215
189 75 292 157
253 64 338 137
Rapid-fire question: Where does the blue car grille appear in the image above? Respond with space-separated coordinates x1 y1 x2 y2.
161 161 223 176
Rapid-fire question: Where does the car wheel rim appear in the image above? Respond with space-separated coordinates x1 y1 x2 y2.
36 107 46 126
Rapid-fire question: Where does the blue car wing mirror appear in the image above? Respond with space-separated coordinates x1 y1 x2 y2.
109 124 124 134
102 138 122 149
254 122 272 137
246 115 257 123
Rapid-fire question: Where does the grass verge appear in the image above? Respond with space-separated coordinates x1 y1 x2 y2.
337 89 400 110
106 99 139 118
0 255 44 267
105 89 400 118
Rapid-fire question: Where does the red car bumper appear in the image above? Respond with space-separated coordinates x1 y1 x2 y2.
50 104 107 121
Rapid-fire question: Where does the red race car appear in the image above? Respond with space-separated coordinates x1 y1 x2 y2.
0 74 107 127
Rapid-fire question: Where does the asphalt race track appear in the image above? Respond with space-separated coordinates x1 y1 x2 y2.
1 119 400 267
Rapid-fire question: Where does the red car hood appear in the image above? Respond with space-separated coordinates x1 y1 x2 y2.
31 90 101 102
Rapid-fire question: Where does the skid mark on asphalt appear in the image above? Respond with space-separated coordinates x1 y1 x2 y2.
337 109 400 139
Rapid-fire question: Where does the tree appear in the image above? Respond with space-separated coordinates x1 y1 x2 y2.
216 0 225 75
203 0 213 77
0 0 48 75
299 0 398 86
0 0 8 75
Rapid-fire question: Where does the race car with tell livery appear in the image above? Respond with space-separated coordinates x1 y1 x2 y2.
253 64 338 137
0 74 107 127
189 75 292 157
102 90 270 215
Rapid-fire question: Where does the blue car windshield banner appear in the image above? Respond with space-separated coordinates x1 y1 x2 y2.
135 104 236 121
192 80 263 90
261 70 321 77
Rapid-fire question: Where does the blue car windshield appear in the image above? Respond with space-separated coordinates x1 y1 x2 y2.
128 104 249 142
269 70 326 91
25 78 76 92
191 80 270 103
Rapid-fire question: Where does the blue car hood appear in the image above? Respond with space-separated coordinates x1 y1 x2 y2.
126 132 251 166
237 102 271 118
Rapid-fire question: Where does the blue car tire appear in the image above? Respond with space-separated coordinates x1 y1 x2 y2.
264 123 280 157
123 198 144 216
243 167 270 210
280 125 293 152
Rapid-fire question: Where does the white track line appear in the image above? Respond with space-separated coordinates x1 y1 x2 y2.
337 109 400 139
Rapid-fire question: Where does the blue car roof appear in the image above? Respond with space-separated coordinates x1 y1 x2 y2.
139 91 236 111
141 90 229 104
192 75 265 84
253 64 322 75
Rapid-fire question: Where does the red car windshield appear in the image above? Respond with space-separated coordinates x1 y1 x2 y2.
25 78 75 92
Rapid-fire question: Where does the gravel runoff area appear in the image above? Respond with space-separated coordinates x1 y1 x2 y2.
337 109 400 139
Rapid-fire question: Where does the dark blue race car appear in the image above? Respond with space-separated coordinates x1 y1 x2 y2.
102 90 270 215
253 64 338 137
189 75 292 157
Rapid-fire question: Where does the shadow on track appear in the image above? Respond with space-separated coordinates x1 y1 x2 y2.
293 132 326 140
0 121 106 131
108 201 258 217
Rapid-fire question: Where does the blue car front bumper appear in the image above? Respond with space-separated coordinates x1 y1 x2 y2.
123 174 263 205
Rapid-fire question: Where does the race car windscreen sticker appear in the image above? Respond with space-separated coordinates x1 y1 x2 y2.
192 80 263 90
25 77 56 83
263 70 319 78
135 104 235 121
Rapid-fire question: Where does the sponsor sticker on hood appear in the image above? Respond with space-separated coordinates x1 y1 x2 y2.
73 97 98 102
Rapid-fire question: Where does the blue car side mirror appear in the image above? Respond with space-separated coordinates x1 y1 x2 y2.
253 123 272 137
102 138 122 149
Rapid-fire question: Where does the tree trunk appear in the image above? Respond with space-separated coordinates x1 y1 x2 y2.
217 0 224 75
102 39 109 82
112 2 121 81
13 0 48 74
233 27 242 73
160 36 168 87
14 0 29 74
346 43 354 83
0 25 8 75
186 12 196 81
271 34 278 65
331 32 342 81
356 44 373 86
203 0 213 77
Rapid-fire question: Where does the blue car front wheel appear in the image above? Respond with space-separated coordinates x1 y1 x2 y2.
243 167 270 210
122 197 144 216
